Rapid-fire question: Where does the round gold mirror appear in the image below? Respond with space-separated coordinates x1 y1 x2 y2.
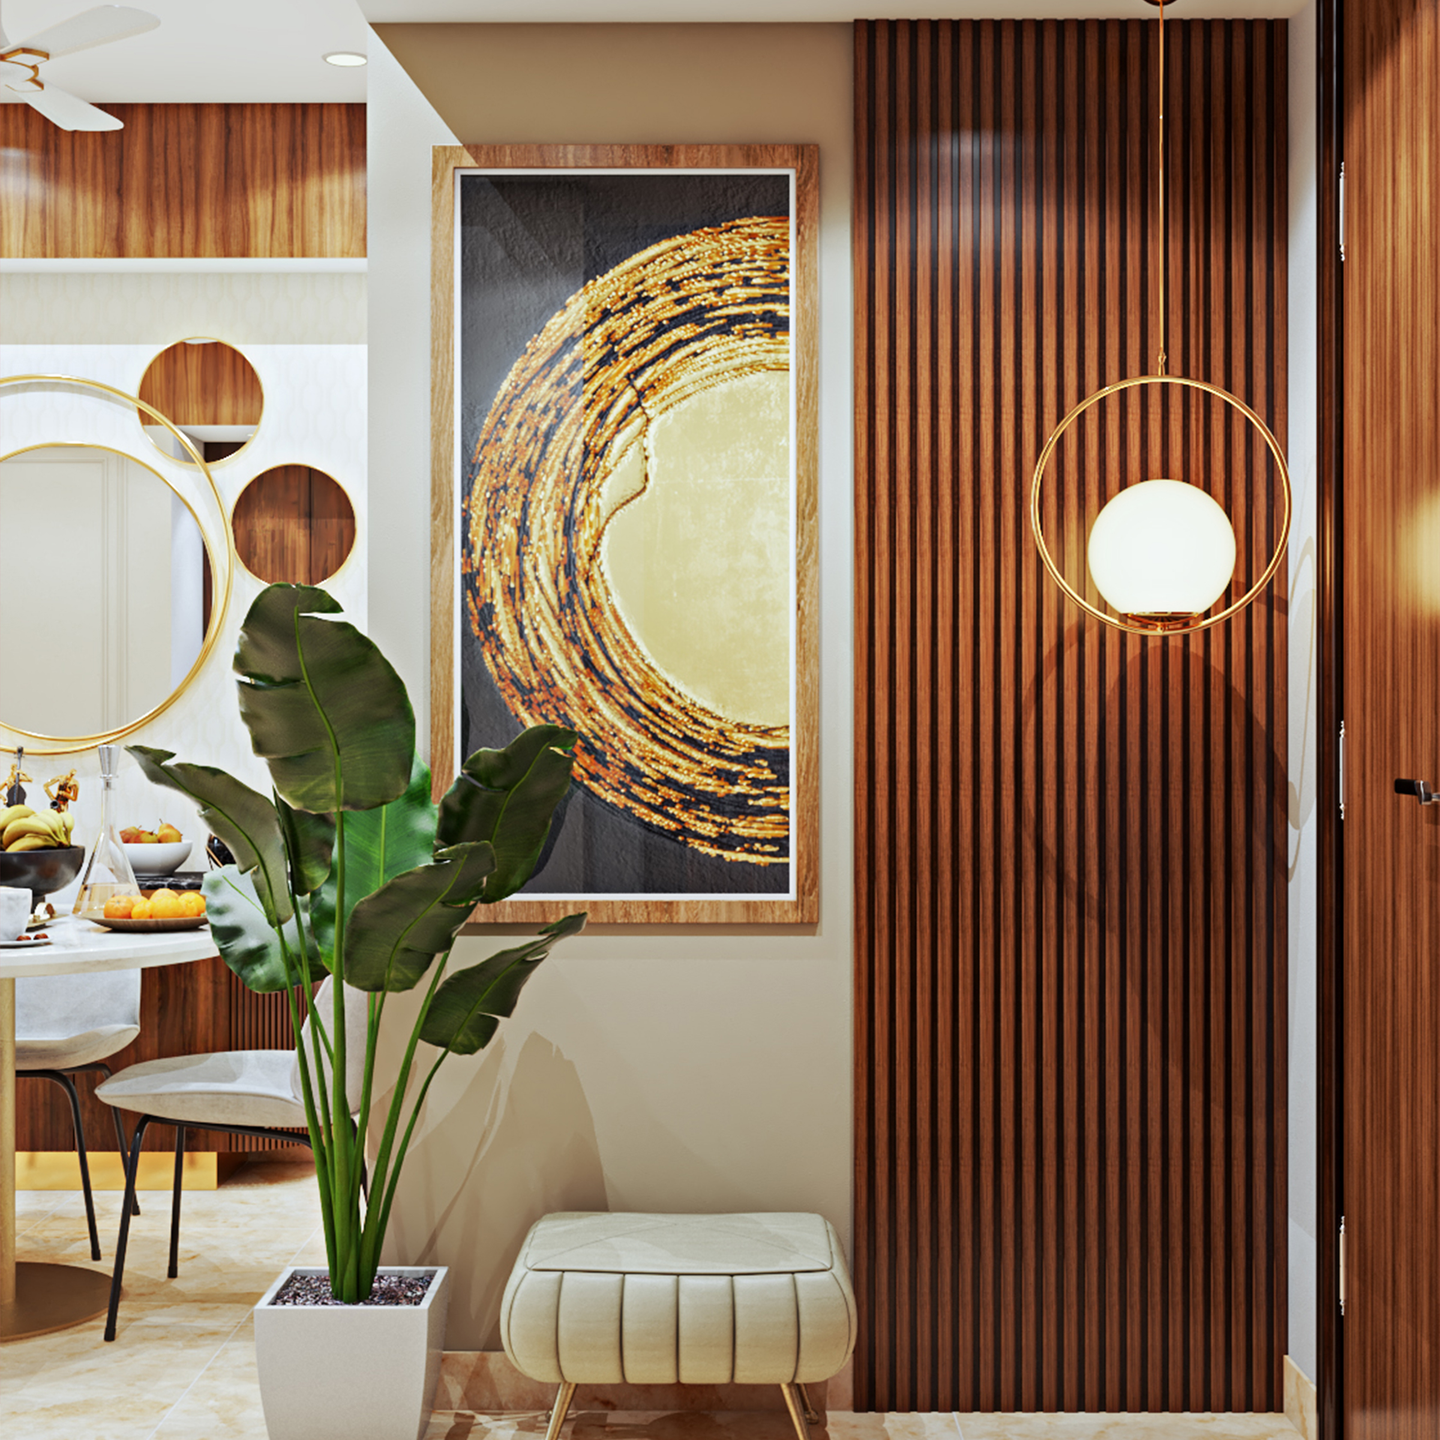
233 465 357 584
0 374 233 755
138 338 263 466
0 445 220 741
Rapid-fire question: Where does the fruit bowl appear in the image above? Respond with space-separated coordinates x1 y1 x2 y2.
0 845 85 897
121 841 192 875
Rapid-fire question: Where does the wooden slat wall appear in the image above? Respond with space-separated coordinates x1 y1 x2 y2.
0 104 366 258
853 18 1288 1414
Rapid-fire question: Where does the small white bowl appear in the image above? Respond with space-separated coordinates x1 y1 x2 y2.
122 841 193 876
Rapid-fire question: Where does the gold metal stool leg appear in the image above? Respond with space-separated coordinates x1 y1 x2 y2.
781 1383 812 1440
544 1381 577 1440
797 1383 820 1425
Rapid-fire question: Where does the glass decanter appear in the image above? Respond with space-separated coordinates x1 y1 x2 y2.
73 744 140 914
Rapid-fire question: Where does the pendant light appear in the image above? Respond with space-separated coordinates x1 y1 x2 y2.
1029 0 1290 636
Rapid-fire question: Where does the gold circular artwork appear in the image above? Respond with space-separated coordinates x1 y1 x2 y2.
1029 373 1292 636
464 216 792 863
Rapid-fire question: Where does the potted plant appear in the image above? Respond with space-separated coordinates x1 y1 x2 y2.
128 583 584 1440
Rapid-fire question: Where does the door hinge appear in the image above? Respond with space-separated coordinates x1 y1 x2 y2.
1340 721 1347 820
1340 161 1347 262
1340 1215 1347 1317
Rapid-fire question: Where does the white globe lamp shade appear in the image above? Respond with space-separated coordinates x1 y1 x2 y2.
1087 478 1237 627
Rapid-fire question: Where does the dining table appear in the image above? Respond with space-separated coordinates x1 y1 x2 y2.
0 915 218 1342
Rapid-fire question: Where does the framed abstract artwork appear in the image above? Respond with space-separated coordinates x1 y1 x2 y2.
430 144 818 924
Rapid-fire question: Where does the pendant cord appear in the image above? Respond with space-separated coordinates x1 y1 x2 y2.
1157 0 1167 376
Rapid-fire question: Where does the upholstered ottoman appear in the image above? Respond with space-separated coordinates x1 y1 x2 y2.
500 1212 856 1440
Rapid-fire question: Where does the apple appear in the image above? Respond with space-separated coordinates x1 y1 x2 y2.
137 830 160 845
120 826 142 843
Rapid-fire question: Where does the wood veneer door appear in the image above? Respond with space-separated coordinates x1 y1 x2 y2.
1342 2 1440 1434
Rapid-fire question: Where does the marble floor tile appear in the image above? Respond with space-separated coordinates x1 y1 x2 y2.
0 1390 178 1440
148 1328 268 1439
955 1416 1296 1440
829 1416 962 1440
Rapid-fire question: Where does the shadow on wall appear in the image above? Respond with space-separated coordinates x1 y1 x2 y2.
1019 615 1287 935
379 1030 608 1349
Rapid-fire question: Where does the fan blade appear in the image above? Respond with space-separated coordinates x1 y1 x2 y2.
12 6 158 60
18 82 121 131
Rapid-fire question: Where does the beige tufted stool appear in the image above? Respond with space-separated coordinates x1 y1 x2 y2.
500 1212 856 1440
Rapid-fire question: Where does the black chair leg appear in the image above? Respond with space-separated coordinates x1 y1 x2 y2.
88 1063 139 1216
58 1072 101 1262
18 1070 101 1261
167 1126 185 1279
105 1115 152 1342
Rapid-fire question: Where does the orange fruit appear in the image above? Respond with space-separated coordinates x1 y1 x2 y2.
129 899 152 920
151 888 179 904
103 895 136 919
179 892 206 917
149 894 184 919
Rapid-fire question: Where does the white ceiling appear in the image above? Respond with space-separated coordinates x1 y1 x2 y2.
0 1 372 104
0 0 1308 106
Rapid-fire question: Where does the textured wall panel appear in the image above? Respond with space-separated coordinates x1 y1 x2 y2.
853 18 1288 1414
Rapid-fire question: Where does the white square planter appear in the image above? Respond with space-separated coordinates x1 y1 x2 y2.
253 1265 450 1440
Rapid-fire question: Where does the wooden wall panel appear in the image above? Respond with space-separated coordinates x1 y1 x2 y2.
138 341 264 426
854 18 1288 1414
0 104 365 258
232 465 358 586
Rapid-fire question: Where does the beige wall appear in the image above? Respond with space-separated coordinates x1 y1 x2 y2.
365 23 854 1350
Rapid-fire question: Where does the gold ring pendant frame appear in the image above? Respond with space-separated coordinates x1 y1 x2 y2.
1029 373 1292 637
0 374 236 754
1030 0 1290 637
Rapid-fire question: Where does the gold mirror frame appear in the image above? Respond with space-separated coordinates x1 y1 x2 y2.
1028 372 1292 637
0 375 235 754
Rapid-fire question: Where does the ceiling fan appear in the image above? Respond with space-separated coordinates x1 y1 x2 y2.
0 4 159 131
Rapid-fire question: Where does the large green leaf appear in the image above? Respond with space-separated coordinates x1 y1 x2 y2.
203 866 318 992
277 796 334 896
435 726 576 904
310 753 438 968
344 842 497 993
127 746 292 925
234 585 414 814
419 913 586 1054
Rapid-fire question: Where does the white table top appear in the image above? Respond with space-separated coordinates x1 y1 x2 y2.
0 915 217 979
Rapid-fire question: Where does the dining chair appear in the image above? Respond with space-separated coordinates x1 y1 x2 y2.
16 968 142 1260
93 976 367 1340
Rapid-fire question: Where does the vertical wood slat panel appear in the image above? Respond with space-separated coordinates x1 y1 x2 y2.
853 18 1288 1414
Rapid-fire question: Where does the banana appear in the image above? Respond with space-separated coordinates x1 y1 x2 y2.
5 835 47 852
0 805 34 833
59 811 75 840
4 815 58 848
42 814 69 846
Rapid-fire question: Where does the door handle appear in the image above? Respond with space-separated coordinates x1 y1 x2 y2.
1394 778 1440 805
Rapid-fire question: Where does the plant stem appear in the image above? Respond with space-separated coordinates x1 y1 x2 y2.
365 951 450 1219
359 1047 448 1292
330 809 358 1298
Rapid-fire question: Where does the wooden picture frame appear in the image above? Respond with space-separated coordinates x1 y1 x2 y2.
431 144 818 925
